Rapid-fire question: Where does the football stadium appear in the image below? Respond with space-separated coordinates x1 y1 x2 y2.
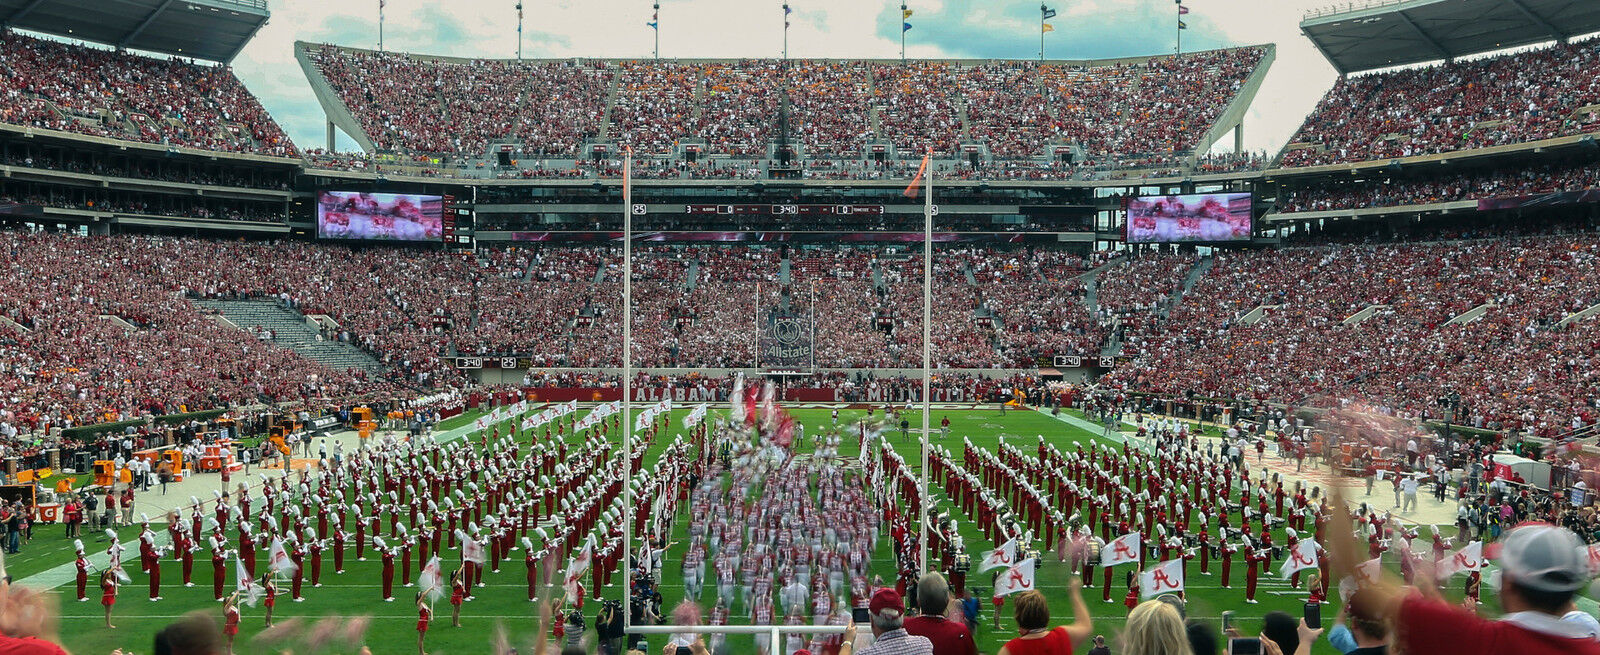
0 0 1597 654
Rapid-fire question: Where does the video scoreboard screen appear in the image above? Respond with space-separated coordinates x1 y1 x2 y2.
1125 192 1253 244
318 191 444 241
684 204 885 216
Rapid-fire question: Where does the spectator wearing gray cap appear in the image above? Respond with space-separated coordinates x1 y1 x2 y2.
1391 524 1600 655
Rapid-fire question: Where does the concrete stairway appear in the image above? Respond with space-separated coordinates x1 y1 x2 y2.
1164 255 1213 320
194 300 386 376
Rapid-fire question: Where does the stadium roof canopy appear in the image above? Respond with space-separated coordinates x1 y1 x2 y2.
1301 0 1600 74
0 0 269 63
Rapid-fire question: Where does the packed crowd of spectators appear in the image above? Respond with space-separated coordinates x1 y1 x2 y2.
0 30 295 157
301 44 1266 164
1095 251 1197 314
0 231 405 435
1103 226 1600 436
1274 160 1600 213
1 153 293 190
307 45 607 157
989 249 1103 366
1281 37 1600 167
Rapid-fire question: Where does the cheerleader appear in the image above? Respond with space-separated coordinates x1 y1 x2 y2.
450 567 466 627
262 574 278 627
416 592 433 655
100 571 118 629
223 592 241 655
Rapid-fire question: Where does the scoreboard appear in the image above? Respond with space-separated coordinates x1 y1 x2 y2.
683 204 886 216
1036 354 1130 369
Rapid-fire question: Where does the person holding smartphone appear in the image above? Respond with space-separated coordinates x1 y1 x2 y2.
847 588 933 655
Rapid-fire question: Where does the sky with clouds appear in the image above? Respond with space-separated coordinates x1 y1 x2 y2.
231 0 1345 154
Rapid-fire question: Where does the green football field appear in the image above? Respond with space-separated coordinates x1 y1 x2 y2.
15 405 1471 655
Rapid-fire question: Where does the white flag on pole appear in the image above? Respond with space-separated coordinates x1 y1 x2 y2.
267 537 297 575
1141 558 1185 598
1434 541 1483 579
684 404 708 428
1279 540 1319 579
1353 556 1383 585
463 537 486 564
418 555 444 601
1102 532 1142 567
978 538 1017 573
236 556 263 606
993 558 1036 597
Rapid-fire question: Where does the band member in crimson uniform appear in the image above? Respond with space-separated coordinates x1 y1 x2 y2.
1245 547 1267 604
211 531 229 601
1198 530 1211 574
309 534 324 587
178 530 195 587
191 506 203 545
74 542 90 601
1219 539 1236 589
1102 559 1116 602
290 539 306 601
140 526 163 601
381 543 397 601
356 516 367 562
524 541 539 601
401 537 414 588
240 529 257 580
1258 528 1274 570
333 528 347 573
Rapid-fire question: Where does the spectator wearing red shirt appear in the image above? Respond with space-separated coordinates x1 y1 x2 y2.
1391 524 1600 655
999 580 1093 655
903 573 977 655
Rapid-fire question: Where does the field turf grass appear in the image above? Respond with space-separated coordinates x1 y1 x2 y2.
17 405 1479 655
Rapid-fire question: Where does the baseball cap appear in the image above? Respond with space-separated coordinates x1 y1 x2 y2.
1155 593 1186 618
1499 523 1589 593
869 588 905 618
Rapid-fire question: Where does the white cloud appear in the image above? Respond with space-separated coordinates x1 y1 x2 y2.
230 0 1339 155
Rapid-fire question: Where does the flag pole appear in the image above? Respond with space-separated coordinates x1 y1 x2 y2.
918 145 932 576
1176 1 1183 58
378 0 384 52
901 3 907 64
516 2 523 59
621 145 634 634
653 2 660 60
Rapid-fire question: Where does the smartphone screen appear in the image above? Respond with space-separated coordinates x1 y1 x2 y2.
1221 610 1235 632
1229 637 1262 655
1304 601 1323 630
